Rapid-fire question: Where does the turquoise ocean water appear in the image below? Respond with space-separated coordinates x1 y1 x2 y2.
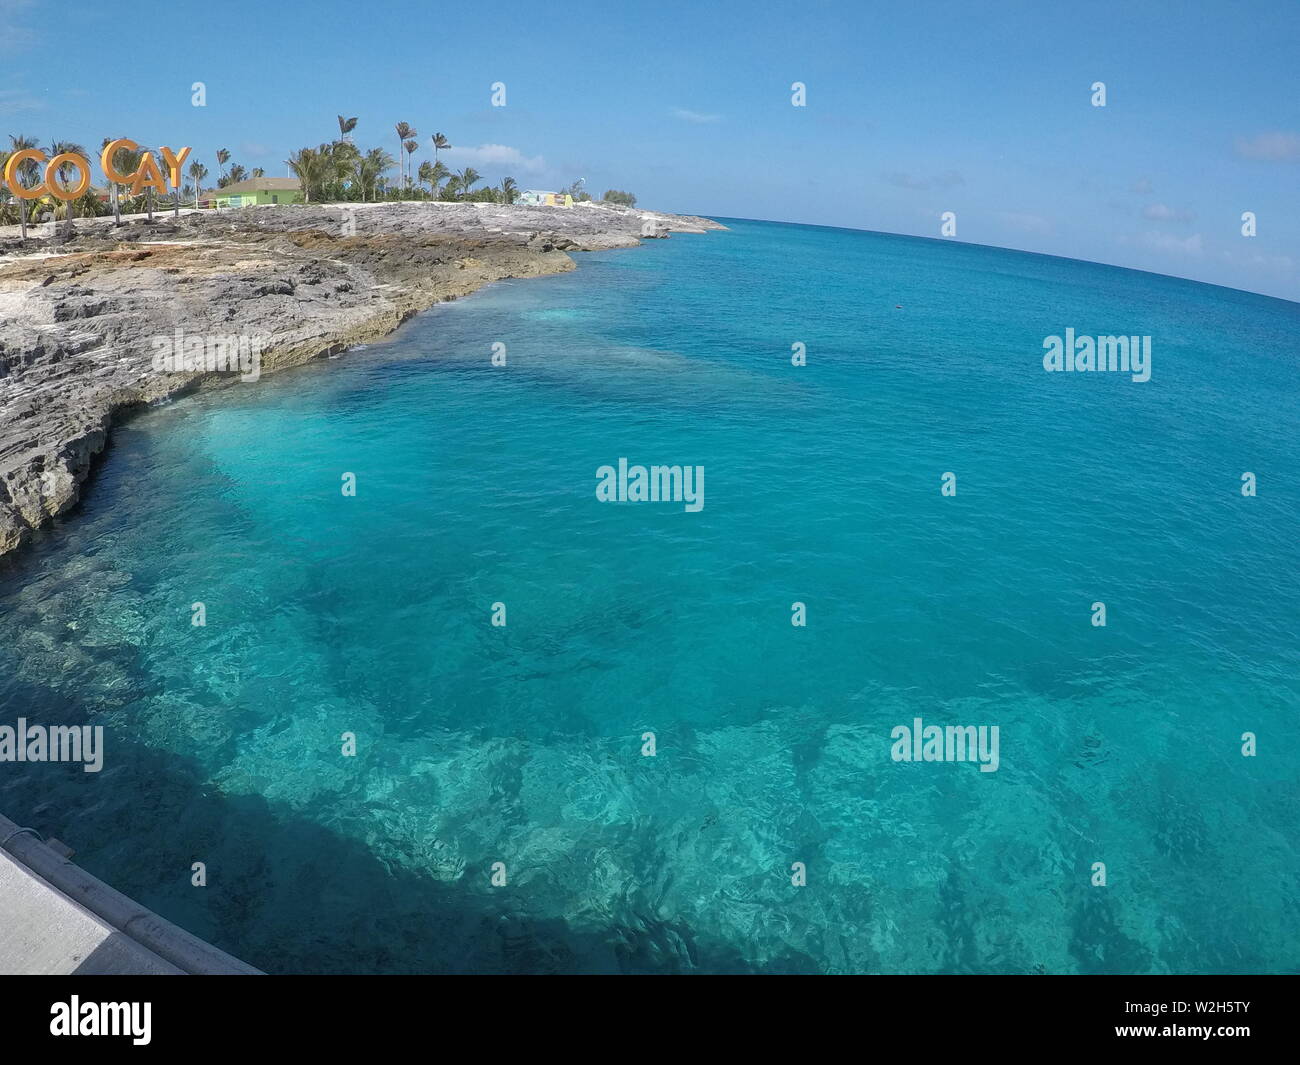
1 218 1297 973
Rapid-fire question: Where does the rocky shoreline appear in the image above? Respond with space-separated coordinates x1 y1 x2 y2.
0 201 726 558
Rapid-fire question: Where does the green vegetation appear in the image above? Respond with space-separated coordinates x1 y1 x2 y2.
393 122 416 188
0 114 643 235
102 137 139 223
275 117 526 205
1 134 42 237
45 141 87 233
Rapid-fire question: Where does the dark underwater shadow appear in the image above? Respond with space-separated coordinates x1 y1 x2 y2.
2 715 819 975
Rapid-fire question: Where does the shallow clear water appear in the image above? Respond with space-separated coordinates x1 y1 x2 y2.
1 219 1297 973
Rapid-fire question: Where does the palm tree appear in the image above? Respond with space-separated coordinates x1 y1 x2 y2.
441 175 461 201
324 140 356 199
73 189 105 220
134 145 158 221
100 137 119 224
158 146 185 219
500 176 518 205
251 167 265 179
457 167 481 199
7 135 42 239
403 140 419 188
188 160 208 208
394 122 416 190
44 141 87 235
417 159 449 196
216 147 230 183
356 147 394 202
431 132 450 164
100 137 141 225
286 148 319 203
227 163 248 185
286 146 343 204
337 115 358 143
416 160 432 193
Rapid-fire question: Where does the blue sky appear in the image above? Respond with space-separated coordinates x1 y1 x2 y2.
2 0 1298 300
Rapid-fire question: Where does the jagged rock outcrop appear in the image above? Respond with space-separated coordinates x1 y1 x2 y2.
0 201 725 556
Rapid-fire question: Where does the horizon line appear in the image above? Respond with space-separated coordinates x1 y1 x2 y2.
693 213 1300 309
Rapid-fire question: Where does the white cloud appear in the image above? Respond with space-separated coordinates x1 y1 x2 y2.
999 211 1053 235
0 87 43 114
0 0 36 52
886 171 929 190
672 108 721 124
1142 202 1195 223
1234 131 1300 161
239 141 271 158
1135 231 1203 256
440 143 546 172
885 169 963 191
1131 177 1154 194
1222 249 1295 274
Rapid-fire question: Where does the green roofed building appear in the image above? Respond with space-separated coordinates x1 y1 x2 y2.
204 177 302 208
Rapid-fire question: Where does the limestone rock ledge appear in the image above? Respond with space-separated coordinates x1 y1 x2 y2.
0 201 725 558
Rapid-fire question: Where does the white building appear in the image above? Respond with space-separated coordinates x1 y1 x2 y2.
518 190 572 208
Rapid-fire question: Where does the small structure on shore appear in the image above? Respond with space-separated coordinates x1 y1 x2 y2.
518 189 573 208
205 177 302 209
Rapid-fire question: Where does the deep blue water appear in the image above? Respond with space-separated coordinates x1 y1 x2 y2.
1 218 1297 973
